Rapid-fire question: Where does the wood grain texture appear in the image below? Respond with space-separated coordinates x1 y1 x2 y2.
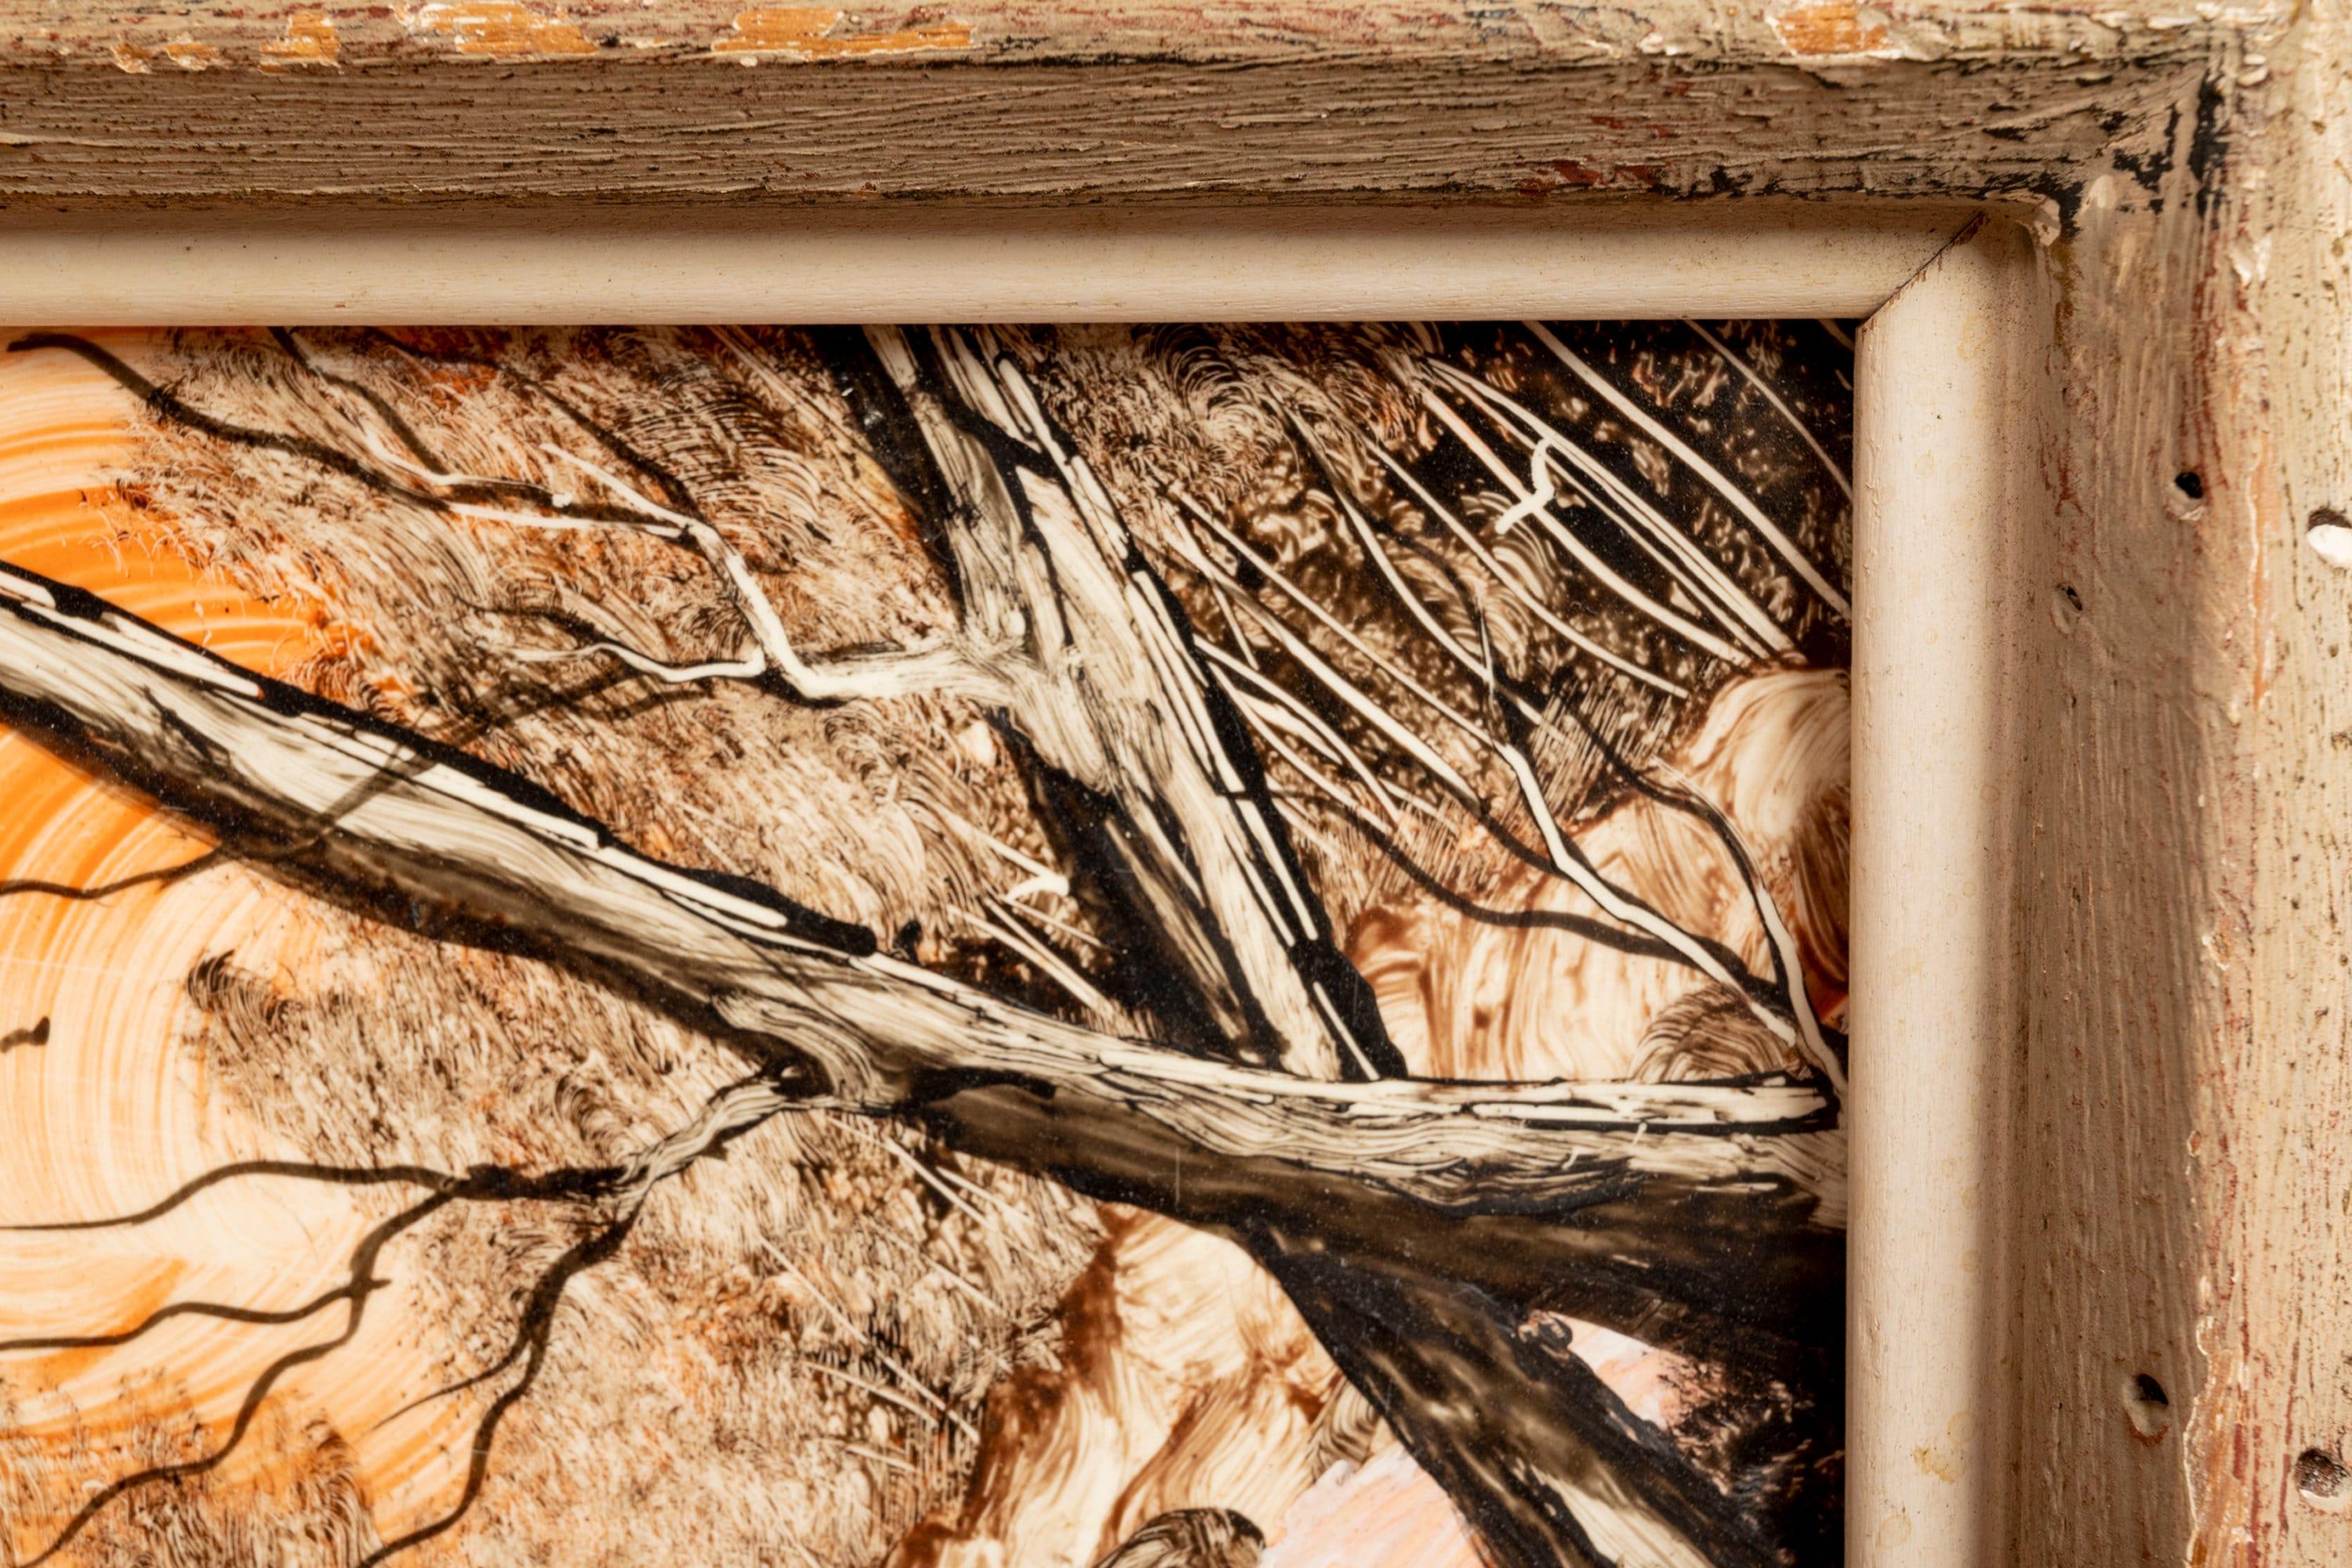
3 0 2348 1565
2184 2 2352 1562
0 0 2224 209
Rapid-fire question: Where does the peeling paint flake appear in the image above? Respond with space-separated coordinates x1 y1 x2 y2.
408 1 595 57
1768 1 1891 56
713 7 973 62
261 11 340 70
163 38 223 70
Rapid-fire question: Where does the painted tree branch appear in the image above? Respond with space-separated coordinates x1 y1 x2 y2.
24 325 1387 1083
16 330 1010 712
2 1069 793 1568
0 557 1837 1566
1179 432 1842 1094
5 302 1846 1568
836 325 1843 1120
841 325 1397 1083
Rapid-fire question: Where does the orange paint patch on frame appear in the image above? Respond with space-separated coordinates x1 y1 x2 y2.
261 11 341 69
714 8 973 60
408 0 595 57
1768 2 1890 56
108 34 231 70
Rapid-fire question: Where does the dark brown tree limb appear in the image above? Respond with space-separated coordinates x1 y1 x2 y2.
0 558 1836 1566
845 325 1398 1082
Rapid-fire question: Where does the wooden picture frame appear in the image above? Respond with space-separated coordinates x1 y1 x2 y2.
0 4 2343 1565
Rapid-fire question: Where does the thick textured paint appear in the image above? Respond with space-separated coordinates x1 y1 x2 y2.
0 324 1852 1567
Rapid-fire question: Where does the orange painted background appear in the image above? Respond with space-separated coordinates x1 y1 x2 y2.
0 336 486 1560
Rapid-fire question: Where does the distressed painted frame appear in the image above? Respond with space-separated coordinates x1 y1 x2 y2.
0 3 2344 1565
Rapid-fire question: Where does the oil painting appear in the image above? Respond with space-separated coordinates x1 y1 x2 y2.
0 321 1852 1568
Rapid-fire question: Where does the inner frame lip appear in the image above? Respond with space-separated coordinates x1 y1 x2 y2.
0 200 1973 325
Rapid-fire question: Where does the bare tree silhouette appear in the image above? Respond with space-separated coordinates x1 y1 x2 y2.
0 321 1853 1568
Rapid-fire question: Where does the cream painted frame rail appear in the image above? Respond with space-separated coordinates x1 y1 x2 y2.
1 2 2345 1565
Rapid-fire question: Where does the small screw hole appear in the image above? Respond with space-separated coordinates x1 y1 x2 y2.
2174 471 2205 501
2049 583 2085 634
2122 1373 2171 1438
2296 1447 2349 1509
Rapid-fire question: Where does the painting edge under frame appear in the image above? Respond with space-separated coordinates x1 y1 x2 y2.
0 4 2344 1565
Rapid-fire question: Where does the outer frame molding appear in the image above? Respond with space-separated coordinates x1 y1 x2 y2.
2 4 2346 1566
